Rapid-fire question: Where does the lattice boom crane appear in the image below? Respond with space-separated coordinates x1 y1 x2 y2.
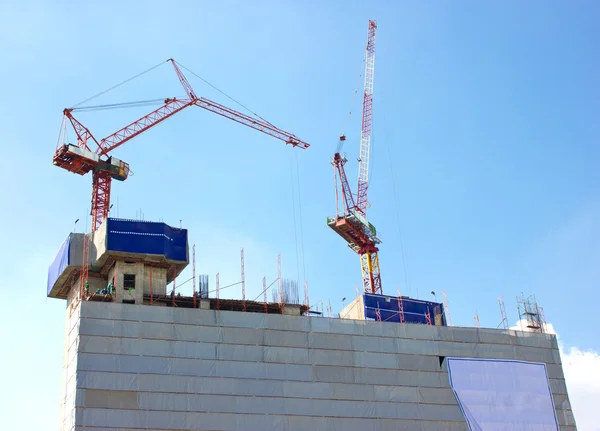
356 19 376 217
54 59 309 232
327 20 382 295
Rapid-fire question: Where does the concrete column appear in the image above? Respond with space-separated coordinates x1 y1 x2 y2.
114 261 144 304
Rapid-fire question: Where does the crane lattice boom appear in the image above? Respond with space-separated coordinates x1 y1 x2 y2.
53 59 309 232
356 20 377 216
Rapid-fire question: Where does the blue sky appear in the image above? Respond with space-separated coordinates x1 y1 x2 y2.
1 0 599 428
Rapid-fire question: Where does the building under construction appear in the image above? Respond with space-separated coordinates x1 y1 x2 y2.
48 218 577 431
47 16 578 430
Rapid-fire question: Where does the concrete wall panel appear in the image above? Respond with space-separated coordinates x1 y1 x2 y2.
67 302 575 431
351 334 398 353
264 329 308 348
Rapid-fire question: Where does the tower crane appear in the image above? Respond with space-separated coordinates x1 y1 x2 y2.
54 59 310 232
327 20 382 294
54 59 309 303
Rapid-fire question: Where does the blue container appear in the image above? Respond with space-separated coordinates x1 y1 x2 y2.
106 218 188 262
363 293 446 325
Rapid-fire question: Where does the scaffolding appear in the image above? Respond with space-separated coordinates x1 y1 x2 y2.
498 295 508 330
516 293 545 333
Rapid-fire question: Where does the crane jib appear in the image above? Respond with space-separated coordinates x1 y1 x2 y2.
53 58 310 232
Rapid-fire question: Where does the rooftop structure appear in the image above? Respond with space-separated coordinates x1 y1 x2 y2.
340 292 447 326
48 218 188 303
47 218 577 430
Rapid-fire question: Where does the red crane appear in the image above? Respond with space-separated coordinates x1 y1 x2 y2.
327 20 382 295
54 59 310 232
328 137 382 295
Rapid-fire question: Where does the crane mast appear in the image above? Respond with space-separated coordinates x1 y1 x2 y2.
356 20 377 216
327 20 382 295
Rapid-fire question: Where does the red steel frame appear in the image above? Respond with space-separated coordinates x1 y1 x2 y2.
397 294 405 323
333 152 356 216
55 59 309 233
241 248 246 312
330 148 382 294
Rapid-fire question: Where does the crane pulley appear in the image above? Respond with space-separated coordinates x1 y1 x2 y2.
54 59 309 232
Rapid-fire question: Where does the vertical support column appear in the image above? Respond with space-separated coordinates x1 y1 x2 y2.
263 276 267 314
425 307 433 326
277 253 283 314
68 275 76 315
375 303 381 321
91 171 112 232
473 311 480 328
192 245 196 309
538 306 547 334
397 290 405 324
498 295 508 330
80 231 90 303
304 280 309 316
149 266 153 305
241 248 246 312
111 266 116 302
172 266 177 307
216 273 220 310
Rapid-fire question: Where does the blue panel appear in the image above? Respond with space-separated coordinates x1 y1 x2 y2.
106 218 187 262
363 293 446 325
47 236 70 296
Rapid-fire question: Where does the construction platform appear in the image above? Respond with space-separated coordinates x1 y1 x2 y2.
340 292 447 326
47 218 188 301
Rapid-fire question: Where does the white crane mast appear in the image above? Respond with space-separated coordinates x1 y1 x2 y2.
356 20 377 216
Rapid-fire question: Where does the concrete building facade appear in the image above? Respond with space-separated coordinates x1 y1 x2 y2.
59 301 577 431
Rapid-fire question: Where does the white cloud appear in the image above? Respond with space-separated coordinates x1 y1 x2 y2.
510 320 600 430
559 345 600 431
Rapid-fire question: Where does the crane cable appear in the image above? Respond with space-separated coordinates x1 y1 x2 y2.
70 59 169 109
382 110 413 297
69 58 274 131
342 59 366 140
290 156 300 288
289 151 307 293
296 152 307 286
73 98 167 112
55 115 67 148
252 277 279 301
175 61 275 127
